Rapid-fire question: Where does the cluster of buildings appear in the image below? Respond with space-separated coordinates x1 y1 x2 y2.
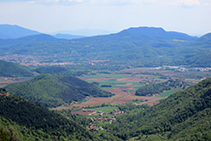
149 66 211 72
86 123 104 131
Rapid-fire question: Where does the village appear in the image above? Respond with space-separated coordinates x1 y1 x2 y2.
78 108 124 131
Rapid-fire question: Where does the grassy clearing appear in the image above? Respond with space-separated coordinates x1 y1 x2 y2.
86 106 118 113
0 85 6 88
132 85 144 89
159 88 182 97
80 74 130 78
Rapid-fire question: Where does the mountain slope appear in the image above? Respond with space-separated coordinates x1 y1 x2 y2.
198 33 211 43
0 60 34 77
0 34 62 51
0 88 103 141
118 26 197 40
0 24 40 39
53 33 85 39
5 74 114 107
106 77 211 140
1 26 210 67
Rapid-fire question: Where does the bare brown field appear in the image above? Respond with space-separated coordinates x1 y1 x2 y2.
51 106 72 110
117 77 143 82
73 97 114 108
93 78 108 82
72 88 128 108
130 92 136 95
0 79 29 85
112 95 162 104
105 88 129 98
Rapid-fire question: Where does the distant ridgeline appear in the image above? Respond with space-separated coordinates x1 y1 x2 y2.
5 74 114 108
135 79 191 96
0 88 107 141
0 26 211 67
105 77 211 140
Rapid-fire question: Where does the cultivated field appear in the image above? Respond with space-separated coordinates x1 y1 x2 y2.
54 68 211 110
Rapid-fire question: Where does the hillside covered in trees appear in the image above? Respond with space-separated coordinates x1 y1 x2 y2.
0 88 112 141
5 74 114 108
104 77 211 140
0 60 34 77
135 79 189 96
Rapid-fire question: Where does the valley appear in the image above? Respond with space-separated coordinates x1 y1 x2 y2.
0 24 211 140
52 67 211 111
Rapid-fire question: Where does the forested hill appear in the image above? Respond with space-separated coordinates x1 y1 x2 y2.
118 26 197 40
0 34 62 51
105 77 211 140
135 79 189 96
0 60 34 77
0 88 103 141
5 74 114 108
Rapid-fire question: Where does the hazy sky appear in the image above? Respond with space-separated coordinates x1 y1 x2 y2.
0 0 210 36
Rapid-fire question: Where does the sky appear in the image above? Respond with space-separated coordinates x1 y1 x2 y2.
0 0 211 36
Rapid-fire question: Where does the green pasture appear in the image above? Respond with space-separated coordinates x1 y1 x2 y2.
86 106 118 113
159 88 182 97
80 74 130 78
132 85 144 89
99 80 118 85
0 85 6 88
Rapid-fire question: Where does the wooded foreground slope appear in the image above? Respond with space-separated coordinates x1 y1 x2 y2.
5 74 114 108
0 88 104 141
106 77 211 140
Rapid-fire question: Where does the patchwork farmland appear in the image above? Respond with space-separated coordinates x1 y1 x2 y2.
52 68 211 112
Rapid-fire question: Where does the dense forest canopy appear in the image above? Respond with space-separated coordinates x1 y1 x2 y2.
135 79 189 96
0 89 106 141
0 60 34 77
5 74 114 108
104 77 211 140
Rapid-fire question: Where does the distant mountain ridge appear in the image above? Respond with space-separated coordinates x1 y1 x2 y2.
53 33 86 39
0 24 210 67
118 26 197 40
0 24 40 39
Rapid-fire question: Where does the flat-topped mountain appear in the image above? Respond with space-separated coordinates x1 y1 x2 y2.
0 25 210 67
118 26 197 40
